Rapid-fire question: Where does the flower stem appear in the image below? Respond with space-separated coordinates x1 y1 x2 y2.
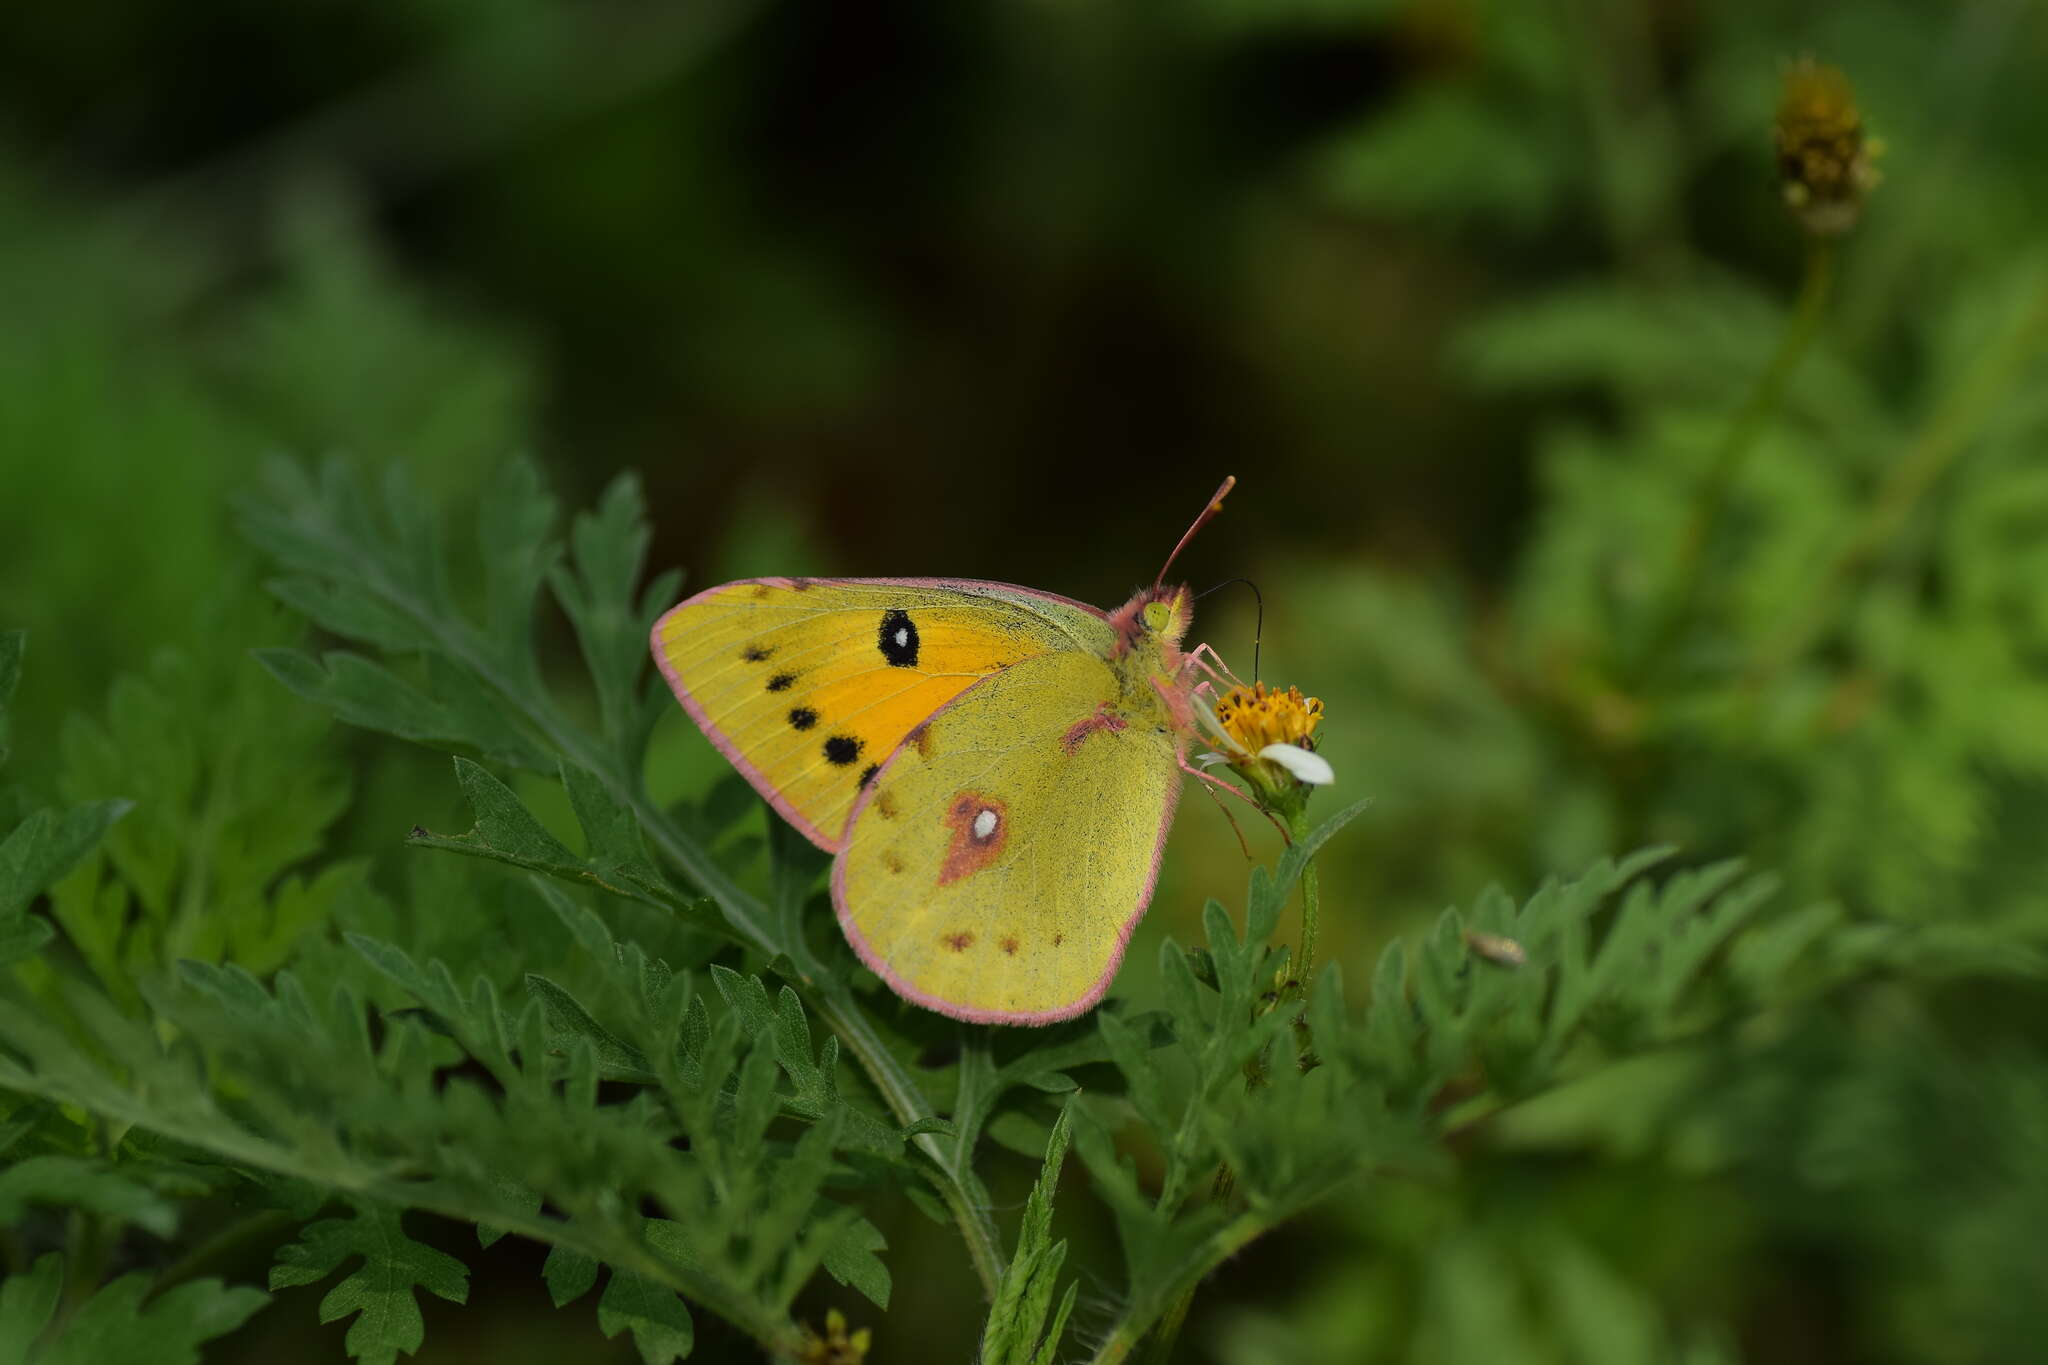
1291 807 1321 992
1629 234 1835 688
1745 272 2048 690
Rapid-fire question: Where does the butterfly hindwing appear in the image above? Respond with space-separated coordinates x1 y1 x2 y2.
833 649 1183 1023
652 578 1113 850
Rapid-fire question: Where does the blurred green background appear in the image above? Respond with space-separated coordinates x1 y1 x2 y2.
5 0 2048 1360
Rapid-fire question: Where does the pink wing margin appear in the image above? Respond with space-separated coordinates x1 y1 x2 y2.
648 576 1110 854
827 672 1186 1026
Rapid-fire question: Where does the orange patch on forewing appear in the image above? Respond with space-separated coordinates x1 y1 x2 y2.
942 931 975 952
937 791 1008 886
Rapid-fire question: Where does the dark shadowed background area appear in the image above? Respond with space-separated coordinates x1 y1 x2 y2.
5 0 2048 1360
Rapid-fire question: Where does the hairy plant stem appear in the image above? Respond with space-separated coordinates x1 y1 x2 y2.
1087 1213 1270 1365
147 1209 298 1301
808 989 1005 1298
1745 273 2048 690
1291 806 1321 991
1629 236 1835 688
1139 1164 1238 1365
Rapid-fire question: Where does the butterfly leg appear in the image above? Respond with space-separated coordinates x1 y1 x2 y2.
1184 643 1246 691
1197 770 1256 861
1180 757 1291 841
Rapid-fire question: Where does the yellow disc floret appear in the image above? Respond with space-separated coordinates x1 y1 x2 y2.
1215 682 1324 756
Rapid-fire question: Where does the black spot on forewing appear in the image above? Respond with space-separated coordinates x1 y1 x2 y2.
766 673 796 692
878 609 920 668
858 763 879 788
824 735 863 766
788 707 818 731
742 645 773 662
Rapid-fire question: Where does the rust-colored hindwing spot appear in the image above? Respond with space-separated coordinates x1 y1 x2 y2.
938 791 1009 886
942 931 975 952
911 723 936 759
875 791 899 820
999 936 1019 956
1061 702 1129 754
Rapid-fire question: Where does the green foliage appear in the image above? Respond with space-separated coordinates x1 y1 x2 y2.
7 435 2039 1362
47 611 353 1000
6 3 2047 1360
979 1103 1079 1365
0 1253 267 1365
270 1204 470 1365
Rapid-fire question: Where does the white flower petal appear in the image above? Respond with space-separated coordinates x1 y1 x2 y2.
1194 751 1230 769
1260 743 1334 786
1191 690 1252 755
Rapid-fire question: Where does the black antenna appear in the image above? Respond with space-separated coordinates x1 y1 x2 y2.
1195 577 1263 678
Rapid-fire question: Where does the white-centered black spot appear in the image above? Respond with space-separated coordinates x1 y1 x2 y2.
788 707 818 731
824 735 863 766
972 808 999 840
878 609 919 667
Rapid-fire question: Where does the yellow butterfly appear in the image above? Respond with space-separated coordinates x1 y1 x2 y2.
651 479 1239 1024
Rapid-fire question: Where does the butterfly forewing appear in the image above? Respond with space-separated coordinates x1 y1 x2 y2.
652 578 1112 849
833 649 1182 1024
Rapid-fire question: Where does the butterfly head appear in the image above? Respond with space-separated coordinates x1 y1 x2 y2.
1108 583 1194 658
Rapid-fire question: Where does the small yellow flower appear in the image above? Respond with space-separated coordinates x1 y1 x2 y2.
1204 682 1333 813
1774 57 1881 236
1215 682 1324 755
795 1309 871 1365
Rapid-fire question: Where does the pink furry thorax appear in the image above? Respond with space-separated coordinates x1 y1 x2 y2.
1105 583 1198 735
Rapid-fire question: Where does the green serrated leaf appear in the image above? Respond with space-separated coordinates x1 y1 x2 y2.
981 1101 1076 1365
0 1253 267 1365
270 1204 469 1365
411 760 729 940
543 1245 600 1307
0 800 131 933
40 1270 269 1365
821 1214 892 1310
0 1250 62 1361
598 1269 695 1365
0 1155 181 1237
525 973 654 1080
